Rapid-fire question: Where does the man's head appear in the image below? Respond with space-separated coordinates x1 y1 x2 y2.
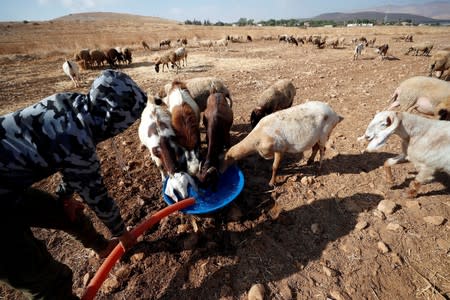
88 70 147 141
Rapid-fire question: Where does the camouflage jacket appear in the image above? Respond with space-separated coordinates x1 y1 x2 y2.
0 70 147 236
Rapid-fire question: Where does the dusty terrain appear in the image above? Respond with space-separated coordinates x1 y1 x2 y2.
0 16 449 300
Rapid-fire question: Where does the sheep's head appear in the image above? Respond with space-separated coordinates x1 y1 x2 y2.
437 107 450 120
250 107 266 128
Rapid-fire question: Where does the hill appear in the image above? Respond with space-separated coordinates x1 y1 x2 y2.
311 11 439 24
52 12 177 24
360 1 450 20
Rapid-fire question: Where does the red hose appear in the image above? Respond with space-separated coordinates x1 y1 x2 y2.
82 197 195 300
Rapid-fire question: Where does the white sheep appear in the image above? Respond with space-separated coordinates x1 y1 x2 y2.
159 77 232 112
62 60 81 87
198 39 214 49
250 79 296 128
359 111 450 198
353 43 364 60
174 46 188 67
222 101 343 186
386 76 450 116
428 50 450 80
215 38 229 50
406 42 433 56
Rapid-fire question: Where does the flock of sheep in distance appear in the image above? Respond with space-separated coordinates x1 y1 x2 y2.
61 32 450 202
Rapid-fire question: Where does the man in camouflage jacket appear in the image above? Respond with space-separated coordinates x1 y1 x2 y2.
0 69 147 299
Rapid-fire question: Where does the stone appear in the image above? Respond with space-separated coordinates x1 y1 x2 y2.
355 221 369 231
82 272 91 287
131 252 145 263
311 223 322 234
436 238 450 252
377 200 397 215
377 241 390 253
323 265 338 277
373 209 386 220
101 277 119 294
386 223 403 231
248 283 265 300
423 216 446 226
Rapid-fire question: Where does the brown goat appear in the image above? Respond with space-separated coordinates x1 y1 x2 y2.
166 81 201 175
197 89 234 189
376 44 389 60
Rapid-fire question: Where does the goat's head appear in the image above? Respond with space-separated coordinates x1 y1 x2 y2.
359 111 401 152
197 161 220 190
165 172 197 202
183 149 200 176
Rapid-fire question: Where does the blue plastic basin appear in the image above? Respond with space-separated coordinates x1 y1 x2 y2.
163 165 244 214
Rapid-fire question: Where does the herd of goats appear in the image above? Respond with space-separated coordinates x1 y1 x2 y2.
60 32 450 201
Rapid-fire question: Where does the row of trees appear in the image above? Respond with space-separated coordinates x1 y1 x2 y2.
184 17 441 27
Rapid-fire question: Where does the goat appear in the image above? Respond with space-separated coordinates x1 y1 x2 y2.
250 79 296 128
165 80 201 176
159 77 232 113
353 43 364 60
62 60 81 87
197 89 234 190
138 99 197 201
312 37 326 49
176 38 188 46
222 101 343 186
142 40 150 50
160 39 171 48
367 37 376 47
74 49 91 70
359 111 450 198
105 48 122 68
376 44 389 60
122 48 132 64
89 49 107 68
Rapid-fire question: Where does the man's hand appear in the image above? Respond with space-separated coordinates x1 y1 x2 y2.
62 197 85 222
97 230 136 259
118 229 136 251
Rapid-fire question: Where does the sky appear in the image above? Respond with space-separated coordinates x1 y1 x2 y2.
0 0 442 22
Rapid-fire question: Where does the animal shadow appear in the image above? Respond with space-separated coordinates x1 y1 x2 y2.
144 192 384 299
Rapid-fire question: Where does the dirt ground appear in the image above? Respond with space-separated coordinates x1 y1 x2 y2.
0 18 449 300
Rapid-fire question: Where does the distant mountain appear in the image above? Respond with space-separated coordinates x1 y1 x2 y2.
52 12 176 23
311 11 438 23
358 1 450 20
